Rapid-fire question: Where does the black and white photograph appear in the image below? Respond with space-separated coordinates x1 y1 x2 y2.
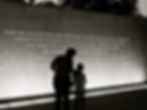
0 0 147 110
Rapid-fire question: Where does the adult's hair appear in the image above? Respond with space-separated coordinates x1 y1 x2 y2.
66 48 76 56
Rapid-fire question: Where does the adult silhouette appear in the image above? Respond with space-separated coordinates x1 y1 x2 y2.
51 48 76 110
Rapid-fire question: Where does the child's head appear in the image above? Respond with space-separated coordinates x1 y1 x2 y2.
77 63 84 72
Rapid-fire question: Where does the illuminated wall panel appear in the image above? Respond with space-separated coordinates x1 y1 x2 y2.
0 3 146 99
0 30 145 99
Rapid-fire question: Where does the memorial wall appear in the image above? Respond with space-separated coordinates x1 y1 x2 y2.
0 1 147 99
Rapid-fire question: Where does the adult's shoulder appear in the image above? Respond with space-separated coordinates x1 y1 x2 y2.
53 55 64 60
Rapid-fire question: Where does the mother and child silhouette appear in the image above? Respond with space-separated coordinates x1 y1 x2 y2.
51 48 86 110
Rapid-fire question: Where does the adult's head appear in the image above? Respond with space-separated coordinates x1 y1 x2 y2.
65 48 76 58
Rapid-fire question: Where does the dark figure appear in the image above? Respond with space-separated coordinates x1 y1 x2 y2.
120 0 137 15
69 0 88 9
51 48 76 110
85 0 112 12
112 0 137 15
74 63 86 110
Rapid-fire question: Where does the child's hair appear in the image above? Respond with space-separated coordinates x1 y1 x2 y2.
77 63 84 71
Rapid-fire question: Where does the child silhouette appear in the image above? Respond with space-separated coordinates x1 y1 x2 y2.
74 63 86 110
